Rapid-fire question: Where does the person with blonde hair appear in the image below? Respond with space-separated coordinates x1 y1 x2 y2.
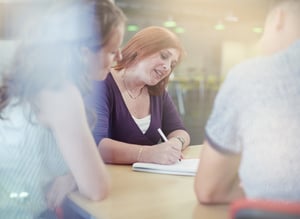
91 26 190 165
195 0 300 204
0 0 125 217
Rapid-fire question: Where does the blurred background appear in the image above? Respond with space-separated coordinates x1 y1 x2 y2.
0 0 273 144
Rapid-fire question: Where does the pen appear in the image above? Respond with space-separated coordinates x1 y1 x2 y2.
157 128 181 161
157 128 168 142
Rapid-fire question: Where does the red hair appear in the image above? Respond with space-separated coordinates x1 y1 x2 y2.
115 26 185 95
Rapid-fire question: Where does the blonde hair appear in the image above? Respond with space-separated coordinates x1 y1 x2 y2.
0 0 126 118
86 0 126 51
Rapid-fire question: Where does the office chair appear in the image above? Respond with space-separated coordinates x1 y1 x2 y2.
230 199 300 219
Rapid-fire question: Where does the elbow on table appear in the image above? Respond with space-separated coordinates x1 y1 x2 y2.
194 184 224 205
88 190 109 202
81 177 111 201
196 191 218 205
84 184 111 201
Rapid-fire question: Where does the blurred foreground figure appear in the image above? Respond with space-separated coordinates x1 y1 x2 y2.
0 0 125 217
195 0 300 204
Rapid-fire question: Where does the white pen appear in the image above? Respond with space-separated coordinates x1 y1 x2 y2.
158 128 182 162
157 128 168 142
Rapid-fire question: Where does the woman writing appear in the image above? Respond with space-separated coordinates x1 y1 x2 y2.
92 26 190 165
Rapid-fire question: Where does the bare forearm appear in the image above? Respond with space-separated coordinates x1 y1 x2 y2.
98 137 183 165
194 141 244 204
99 138 143 164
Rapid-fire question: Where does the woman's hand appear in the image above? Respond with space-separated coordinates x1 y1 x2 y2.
46 174 77 210
142 139 183 164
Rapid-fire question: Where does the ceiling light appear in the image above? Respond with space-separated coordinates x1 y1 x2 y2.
174 27 185 34
164 17 177 28
127 25 139 32
252 27 263 34
214 21 225 31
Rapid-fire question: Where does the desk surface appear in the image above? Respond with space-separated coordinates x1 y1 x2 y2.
69 145 229 219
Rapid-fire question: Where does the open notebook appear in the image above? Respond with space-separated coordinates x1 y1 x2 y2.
132 158 199 176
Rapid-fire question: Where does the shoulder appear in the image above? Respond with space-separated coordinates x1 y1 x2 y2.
91 80 108 97
90 73 116 101
37 82 85 126
101 72 119 94
158 89 169 99
220 55 275 96
40 83 82 106
104 72 115 86
227 56 268 81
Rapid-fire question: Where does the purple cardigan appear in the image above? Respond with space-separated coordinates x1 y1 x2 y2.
89 73 186 146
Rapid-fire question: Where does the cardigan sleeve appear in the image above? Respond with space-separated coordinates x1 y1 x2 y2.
91 81 111 145
161 90 186 136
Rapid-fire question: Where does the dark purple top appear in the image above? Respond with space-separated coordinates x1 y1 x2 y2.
89 73 186 146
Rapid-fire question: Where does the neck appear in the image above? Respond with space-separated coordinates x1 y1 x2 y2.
122 69 145 91
121 69 146 99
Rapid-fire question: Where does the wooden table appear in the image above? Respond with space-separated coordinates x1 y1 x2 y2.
68 145 229 219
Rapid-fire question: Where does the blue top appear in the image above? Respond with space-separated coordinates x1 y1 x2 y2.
0 101 69 218
205 40 300 201
87 73 186 146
